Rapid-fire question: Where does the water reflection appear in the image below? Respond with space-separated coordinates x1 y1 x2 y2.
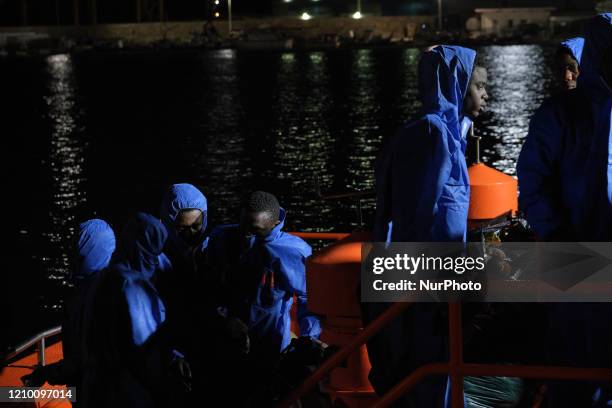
16 45 558 325
272 51 335 230
190 48 247 223
477 45 555 174
340 49 379 227
42 53 85 290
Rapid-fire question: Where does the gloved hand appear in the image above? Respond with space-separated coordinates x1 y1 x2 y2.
221 317 250 357
168 356 192 393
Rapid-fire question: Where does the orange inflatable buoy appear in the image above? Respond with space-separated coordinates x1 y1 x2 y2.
468 162 518 220
306 232 379 407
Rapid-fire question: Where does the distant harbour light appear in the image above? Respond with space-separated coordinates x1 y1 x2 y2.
283 0 292 3
300 12 312 20
352 11 363 19
215 11 220 17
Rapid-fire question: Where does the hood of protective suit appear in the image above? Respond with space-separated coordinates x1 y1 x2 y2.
561 37 585 65
112 213 168 281
580 13 612 94
418 45 476 142
73 219 116 283
160 183 208 251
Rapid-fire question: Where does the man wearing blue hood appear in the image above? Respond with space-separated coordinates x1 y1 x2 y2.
518 14 612 408
83 213 189 408
157 184 209 354
518 14 611 241
22 219 116 392
374 45 487 243
158 183 248 403
206 191 321 392
160 183 208 274
555 37 584 91
367 45 488 407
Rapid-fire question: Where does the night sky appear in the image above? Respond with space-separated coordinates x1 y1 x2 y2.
0 0 599 27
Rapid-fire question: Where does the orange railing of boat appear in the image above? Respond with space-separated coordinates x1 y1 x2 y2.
277 232 612 408
279 300 612 408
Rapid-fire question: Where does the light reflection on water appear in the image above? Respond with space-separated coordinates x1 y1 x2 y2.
9 45 557 326
42 53 85 291
477 45 555 175
190 48 247 223
272 50 335 229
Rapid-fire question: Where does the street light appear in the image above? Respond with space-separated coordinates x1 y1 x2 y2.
352 0 362 19
300 12 312 20
222 0 231 34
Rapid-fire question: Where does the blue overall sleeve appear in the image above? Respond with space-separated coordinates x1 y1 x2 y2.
423 118 459 242
376 118 455 242
282 241 321 339
517 103 567 240
122 279 166 347
399 118 454 241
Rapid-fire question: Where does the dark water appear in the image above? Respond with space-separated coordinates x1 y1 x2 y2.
3 45 556 344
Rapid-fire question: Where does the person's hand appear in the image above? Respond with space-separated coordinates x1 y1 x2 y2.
21 366 47 387
487 246 513 278
169 357 192 393
222 317 250 356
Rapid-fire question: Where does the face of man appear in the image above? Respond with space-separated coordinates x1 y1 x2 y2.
239 209 279 239
555 51 580 90
463 66 488 120
174 209 204 247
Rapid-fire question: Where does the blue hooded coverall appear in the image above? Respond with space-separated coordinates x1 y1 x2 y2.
207 208 321 357
374 45 475 243
517 15 611 241
83 213 178 408
157 183 211 369
31 219 116 389
366 45 477 407
160 183 208 258
517 14 612 408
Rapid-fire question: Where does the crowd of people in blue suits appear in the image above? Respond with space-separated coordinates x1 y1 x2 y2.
18 12 612 408
23 189 320 407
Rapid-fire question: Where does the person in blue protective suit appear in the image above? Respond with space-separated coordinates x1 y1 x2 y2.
157 183 249 404
518 14 612 408
22 219 116 394
157 184 209 355
159 183 208 274
366 45 488 407
373 45 488 244
206 191 321 402
555 37 584 91
82 213 190 408
518 14 611 242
